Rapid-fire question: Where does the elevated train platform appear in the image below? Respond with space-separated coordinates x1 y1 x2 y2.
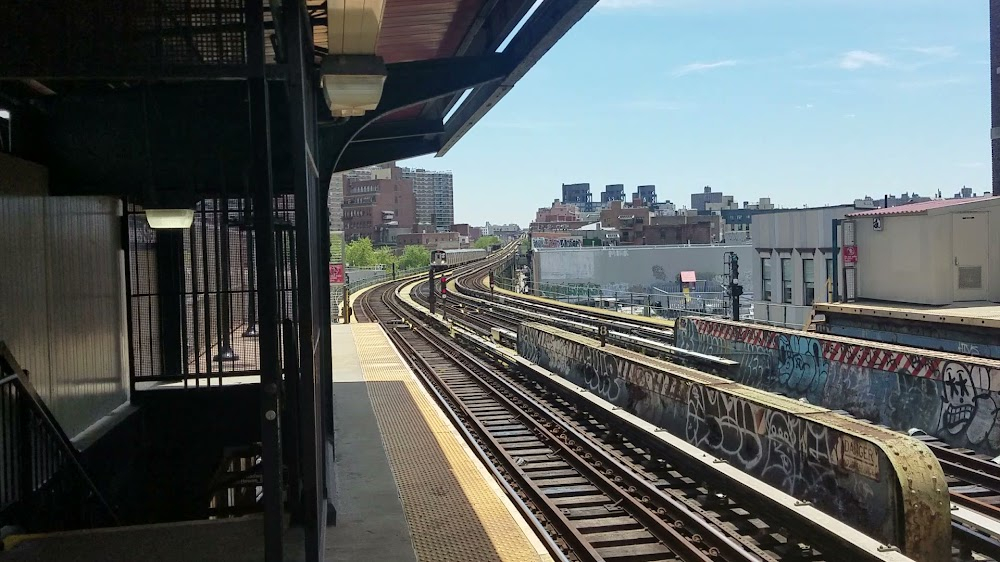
2 323 550 561
329 323 550 562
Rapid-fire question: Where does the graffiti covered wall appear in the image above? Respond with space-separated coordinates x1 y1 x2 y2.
516 322 938 552
676 316 1000 457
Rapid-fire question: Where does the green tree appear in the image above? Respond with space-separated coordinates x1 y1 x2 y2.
398 245 430 270
373 247 397 267
345 238 375 267
473 235 501 249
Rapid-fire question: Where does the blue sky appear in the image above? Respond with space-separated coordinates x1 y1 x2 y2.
401 0 990 227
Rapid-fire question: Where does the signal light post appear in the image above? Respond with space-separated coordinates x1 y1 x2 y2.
725 252 743 321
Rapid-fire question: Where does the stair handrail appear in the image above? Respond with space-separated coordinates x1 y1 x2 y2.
0 341 119 526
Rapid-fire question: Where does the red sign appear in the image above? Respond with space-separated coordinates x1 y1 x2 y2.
843 245 858 265
329 263 344 284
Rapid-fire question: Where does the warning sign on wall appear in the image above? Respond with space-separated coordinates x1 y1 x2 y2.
843 245 858 265
329 263 344 285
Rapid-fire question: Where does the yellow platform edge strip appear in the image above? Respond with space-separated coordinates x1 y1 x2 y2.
350 324 550 562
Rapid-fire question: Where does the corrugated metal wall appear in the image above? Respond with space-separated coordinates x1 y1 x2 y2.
0 192 128 438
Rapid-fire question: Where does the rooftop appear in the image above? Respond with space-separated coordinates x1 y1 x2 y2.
848 196 1000 217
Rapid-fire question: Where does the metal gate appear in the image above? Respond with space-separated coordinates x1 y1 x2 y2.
124 196 298 388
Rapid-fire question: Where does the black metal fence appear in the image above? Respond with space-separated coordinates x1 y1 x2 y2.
125 196 299 386
0 342 118 533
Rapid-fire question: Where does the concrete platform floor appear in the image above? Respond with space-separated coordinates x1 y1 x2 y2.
2 322 549 561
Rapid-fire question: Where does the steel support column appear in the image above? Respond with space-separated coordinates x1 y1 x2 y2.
992 0 1000 195
283 1 327 559
247 2 284 560
155 231 184 376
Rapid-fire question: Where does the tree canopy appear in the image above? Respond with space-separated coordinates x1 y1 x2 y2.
344 237 375 267
473 235 501 249
398 245 430 270
339 236 430 270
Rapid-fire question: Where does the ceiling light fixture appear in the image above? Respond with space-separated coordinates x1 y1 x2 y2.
145 208 195 229
323 0 388 118
320 55 387 118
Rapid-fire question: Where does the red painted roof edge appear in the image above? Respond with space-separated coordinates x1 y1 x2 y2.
847 196 1000 217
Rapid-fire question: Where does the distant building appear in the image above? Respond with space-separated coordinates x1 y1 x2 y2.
329 163 394 231
855 192 932 209
529 220 591 232
719 198 775 242
598 201 718 245
691 186 725 211
633 185 657 207
573 222 620 246
400 167 454 232
484 222 521 236
450 223 476 245
535 200 580 223
561 183 592 210
599 201 651 245
601 184 625 204
751 204 869 328
342 165 416 242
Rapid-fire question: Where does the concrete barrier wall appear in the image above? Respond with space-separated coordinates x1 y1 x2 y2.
815 310 1000 360
517 322 950 559
676 316 1000 458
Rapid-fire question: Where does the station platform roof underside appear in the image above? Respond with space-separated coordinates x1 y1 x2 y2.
0 0 597 204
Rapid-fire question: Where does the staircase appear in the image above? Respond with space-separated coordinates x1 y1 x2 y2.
0 342 119 543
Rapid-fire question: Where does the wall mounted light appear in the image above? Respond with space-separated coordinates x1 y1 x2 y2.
145 208 194 229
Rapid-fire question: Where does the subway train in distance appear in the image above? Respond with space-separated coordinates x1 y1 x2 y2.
431 248 488 268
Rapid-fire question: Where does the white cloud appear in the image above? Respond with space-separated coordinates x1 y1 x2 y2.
838 50 889 70
844 113 856 119
673 59 740 76
794 103 815 110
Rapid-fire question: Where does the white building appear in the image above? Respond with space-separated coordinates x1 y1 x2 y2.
400 167 454 231
751 204 868 328
848 196 1000 305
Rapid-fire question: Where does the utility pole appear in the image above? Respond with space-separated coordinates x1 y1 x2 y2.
992 0 1000 194
428 265 436 315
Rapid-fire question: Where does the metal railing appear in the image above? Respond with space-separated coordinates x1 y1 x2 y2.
496 276 754 321
330 265 431 315
0 342 118 534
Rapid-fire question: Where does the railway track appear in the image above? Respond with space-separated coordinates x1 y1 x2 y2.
450 252 1000 560
362 281 765 562
356 276 918 562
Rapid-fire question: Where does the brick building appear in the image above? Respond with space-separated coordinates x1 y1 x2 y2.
599 201 718 245
343 166 416 242
534 200 579 223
